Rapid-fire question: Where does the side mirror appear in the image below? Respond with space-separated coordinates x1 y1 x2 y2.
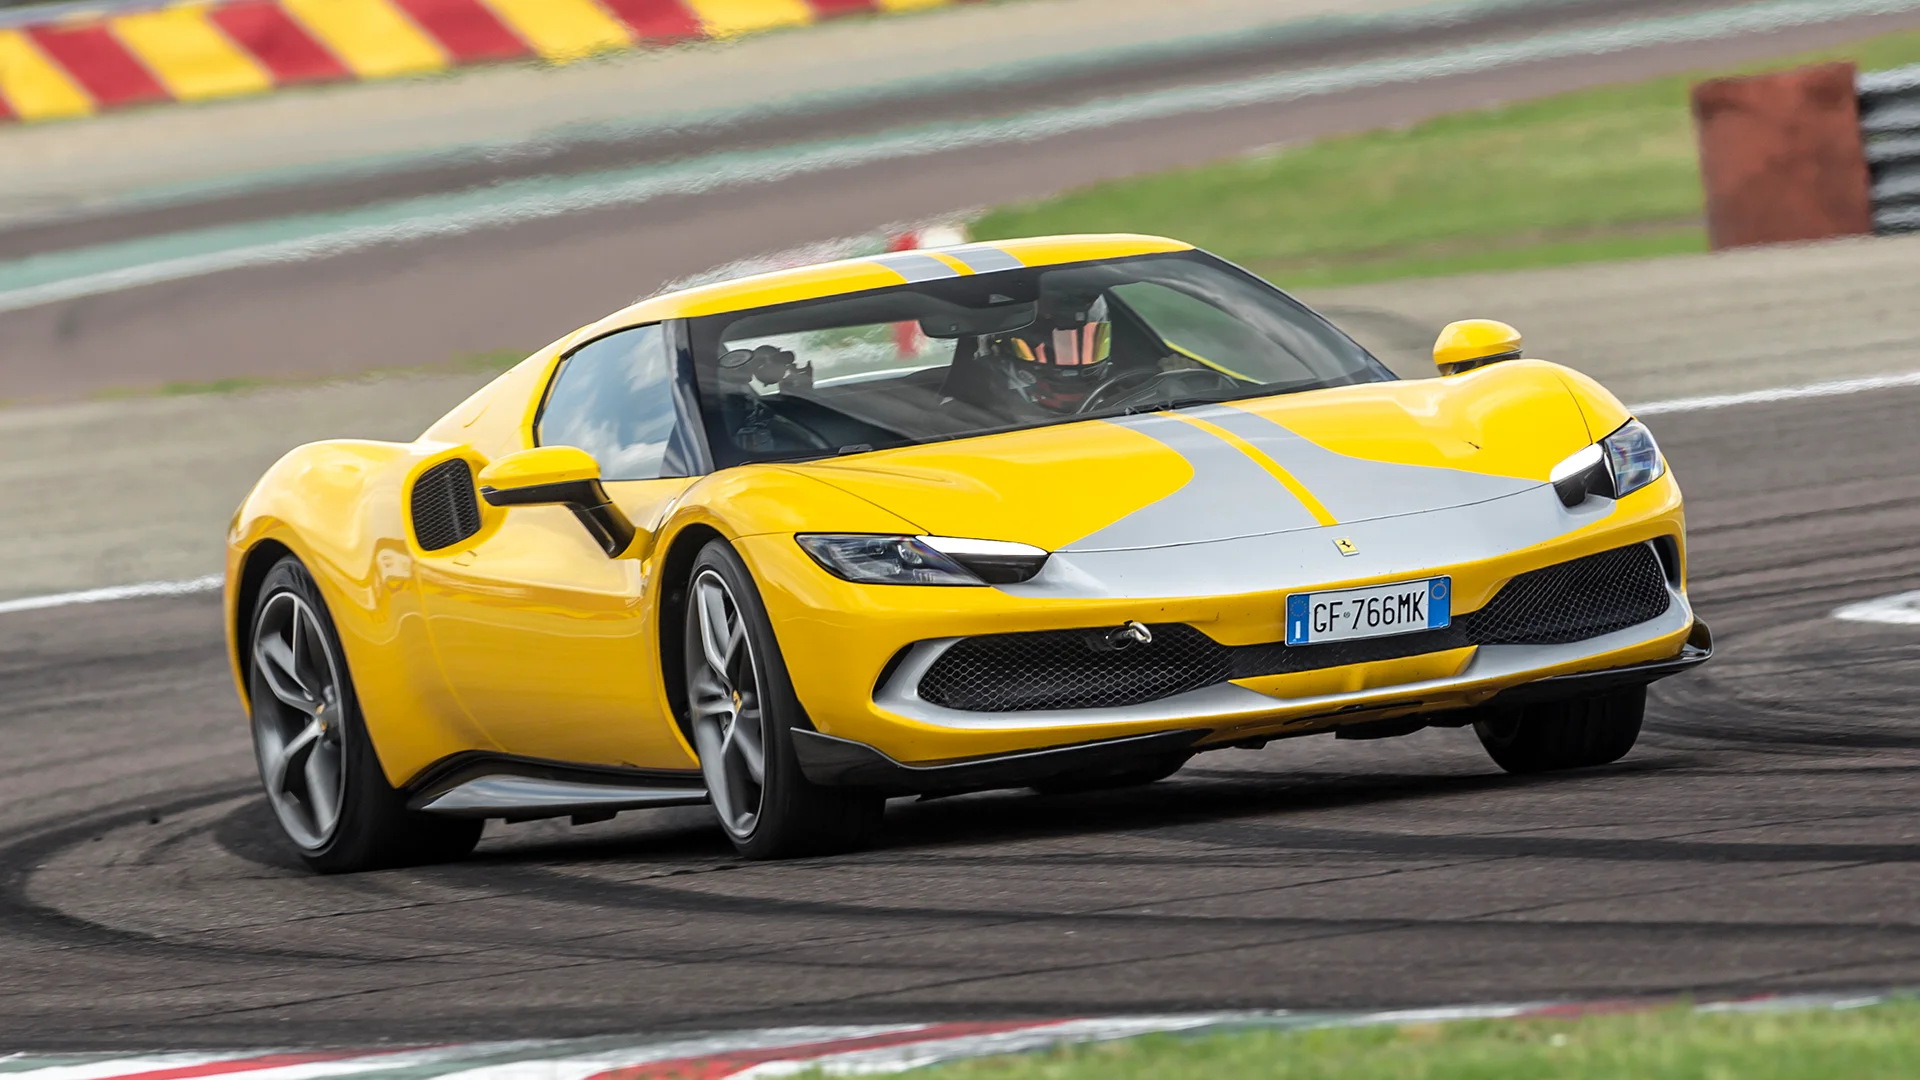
477 447 646 559
1433 319 1524 376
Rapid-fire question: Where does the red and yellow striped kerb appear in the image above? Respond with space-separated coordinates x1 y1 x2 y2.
0 0 971 123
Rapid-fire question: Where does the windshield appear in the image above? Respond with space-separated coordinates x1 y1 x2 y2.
687 250 1392 467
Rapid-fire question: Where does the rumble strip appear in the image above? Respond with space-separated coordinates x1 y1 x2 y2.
4 991 1904 1079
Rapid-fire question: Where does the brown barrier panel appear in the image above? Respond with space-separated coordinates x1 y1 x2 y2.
1692 62 1873 250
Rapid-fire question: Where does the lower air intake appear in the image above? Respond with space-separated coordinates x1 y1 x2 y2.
915 623 1230 714
915 543 1674 713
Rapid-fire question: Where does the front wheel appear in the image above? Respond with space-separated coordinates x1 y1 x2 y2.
682 540 884 860
1473 685 1645 774
248 557 482 873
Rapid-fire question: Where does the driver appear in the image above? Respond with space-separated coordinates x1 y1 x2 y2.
976 293 1115 414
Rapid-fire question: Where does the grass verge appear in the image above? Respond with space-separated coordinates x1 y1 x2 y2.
911 1000 1920 1080
972 31 1920 289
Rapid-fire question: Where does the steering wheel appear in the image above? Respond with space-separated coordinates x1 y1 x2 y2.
1076 366 1241 415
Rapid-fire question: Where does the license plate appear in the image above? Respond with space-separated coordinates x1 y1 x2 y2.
1286 577 1451 646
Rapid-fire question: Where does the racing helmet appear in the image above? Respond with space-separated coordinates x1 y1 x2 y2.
985 293 1114 410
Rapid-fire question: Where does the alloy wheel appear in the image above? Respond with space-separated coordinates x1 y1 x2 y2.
688 569 767 839
250 591 348 850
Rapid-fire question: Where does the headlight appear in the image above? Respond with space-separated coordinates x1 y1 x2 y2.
1601 418 1664 499
796 535 1049 586
1549 419 1665 507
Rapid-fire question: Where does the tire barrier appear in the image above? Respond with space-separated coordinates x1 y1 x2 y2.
1859 64 1920 234
0 0 976 123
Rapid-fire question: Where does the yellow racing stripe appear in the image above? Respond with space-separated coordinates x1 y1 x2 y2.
482 0 630 61
0 29 94 120
680 0 814 37
922 251 976 276
1168 411 1340 527
283 0 446 79
113 6 273 102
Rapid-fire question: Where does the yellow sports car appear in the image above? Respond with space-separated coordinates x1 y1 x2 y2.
226 234 1710 871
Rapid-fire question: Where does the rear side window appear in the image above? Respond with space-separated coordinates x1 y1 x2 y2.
537 324 694 480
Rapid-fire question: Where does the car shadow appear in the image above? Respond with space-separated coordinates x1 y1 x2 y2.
445 749 1695 869
213 745 1700 876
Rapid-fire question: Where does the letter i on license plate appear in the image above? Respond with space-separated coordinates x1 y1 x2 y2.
1285 577 1451 646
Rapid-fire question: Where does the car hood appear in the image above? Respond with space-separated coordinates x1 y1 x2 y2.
787 360 1596 553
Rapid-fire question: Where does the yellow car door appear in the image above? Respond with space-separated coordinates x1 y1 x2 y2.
417 323 704 772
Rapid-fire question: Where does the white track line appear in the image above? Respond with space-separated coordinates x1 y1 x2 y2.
1834 590 1920 625
0 574 221 616
0 1057 252 1080
1 1048 554 1080
2 365 1915 620
1631 369 1920 415
733 1016 1249 1078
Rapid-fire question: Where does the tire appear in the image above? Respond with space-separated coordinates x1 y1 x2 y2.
1473 685 1646 775
1030 752 1192 795
248 557 482 873
682 540 884 860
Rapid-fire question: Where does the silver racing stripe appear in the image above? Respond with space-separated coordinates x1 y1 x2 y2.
939 245 1027 274
869 251 961 282
1185 402 1538 520
1011 405 1605 601
1067 414 1323 551
1006 484 1610 601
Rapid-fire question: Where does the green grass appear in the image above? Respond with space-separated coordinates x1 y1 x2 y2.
909 1001 1920 1080
973 31 1920 289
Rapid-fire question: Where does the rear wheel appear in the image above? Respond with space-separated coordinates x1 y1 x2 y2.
1473 686 1646 774
249 557 482 873
683 540 884 859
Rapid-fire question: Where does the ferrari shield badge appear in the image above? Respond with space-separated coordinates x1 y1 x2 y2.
1334 537 1360 557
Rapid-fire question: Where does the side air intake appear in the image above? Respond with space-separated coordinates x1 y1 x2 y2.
411 459 483 551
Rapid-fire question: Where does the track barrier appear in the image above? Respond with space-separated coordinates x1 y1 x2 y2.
1691 60 1920 248
0 0 980 123
1858 64 1920 233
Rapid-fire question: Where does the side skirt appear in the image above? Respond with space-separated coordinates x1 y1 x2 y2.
404 752 708 821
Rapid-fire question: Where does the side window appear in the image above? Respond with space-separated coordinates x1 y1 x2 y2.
537 324 691 481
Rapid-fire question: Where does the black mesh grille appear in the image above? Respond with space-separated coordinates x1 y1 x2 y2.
1468 541 1672 644
917 624 1230 713
411 459 483 551
916 543 1673 712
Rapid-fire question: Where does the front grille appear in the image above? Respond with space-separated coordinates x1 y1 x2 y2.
917 623 1229 714
411 459 483 551
915 543 1673 713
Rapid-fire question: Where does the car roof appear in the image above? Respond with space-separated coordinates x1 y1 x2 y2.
581 233 1194 341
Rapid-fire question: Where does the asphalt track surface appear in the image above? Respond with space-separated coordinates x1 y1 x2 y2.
5 385 1919 1049
4 0 1920 1052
